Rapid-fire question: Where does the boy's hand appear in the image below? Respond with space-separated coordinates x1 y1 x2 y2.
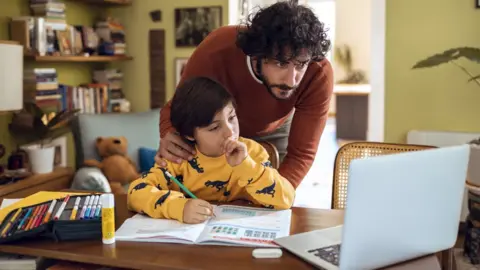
223 138 247 167
183 199 214 224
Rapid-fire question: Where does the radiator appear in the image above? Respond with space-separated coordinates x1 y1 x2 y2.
407 130 480 222
407 130 480 147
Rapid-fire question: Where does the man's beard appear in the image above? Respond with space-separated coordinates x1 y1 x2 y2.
256 59 297 101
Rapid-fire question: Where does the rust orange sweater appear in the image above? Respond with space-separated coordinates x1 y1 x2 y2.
160 26 334 188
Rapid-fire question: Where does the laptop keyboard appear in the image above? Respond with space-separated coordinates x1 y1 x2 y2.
308 244 341 266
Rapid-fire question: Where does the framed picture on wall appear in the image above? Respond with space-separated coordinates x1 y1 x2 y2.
477 0 480 8
174 6 222 47
175 57 189 87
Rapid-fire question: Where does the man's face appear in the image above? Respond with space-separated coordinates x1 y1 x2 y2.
257 49 311 100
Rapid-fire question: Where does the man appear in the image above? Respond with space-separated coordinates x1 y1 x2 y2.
156 1 333 189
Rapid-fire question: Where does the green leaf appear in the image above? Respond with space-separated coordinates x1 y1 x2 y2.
23 101 45 118
33 117 49 140
46 109 77 128
9 101 80 146
48 109 80 129
47 126 72 141
468 74 480 82
412 48 461 69
457 47 480 63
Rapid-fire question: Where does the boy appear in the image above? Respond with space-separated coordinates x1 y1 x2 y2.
127 77 295 224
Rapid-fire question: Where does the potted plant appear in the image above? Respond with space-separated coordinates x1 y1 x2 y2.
413 47 480 264
8 101 79 174
334 44 368 84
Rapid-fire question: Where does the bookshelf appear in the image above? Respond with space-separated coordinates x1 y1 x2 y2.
24 55 133 62
72 0 133 6
13 0 134 115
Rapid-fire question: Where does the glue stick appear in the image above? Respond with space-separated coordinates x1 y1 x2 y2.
101 193 115 244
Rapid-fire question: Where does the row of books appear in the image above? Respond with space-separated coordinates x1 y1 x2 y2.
23 68 126 114
10 3 126 57
34 84 125 114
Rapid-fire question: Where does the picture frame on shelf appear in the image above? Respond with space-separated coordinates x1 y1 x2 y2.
174 6 222 47
55 30 73 55
50 136 67 168
175 57 189 87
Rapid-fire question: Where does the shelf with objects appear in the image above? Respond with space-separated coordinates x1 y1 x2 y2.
9 0 133 115
24 54 133 62
72 0 132 6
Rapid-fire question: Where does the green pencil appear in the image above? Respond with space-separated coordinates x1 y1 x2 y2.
163 170 216 217
163 170 198 199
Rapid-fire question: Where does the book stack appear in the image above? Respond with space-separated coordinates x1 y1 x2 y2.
93 69 127 112
24 68 61 111
10 0 67 58
29 0 66 26
95 18 126 55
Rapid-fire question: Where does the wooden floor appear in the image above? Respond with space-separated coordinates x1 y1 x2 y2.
294 118 340 209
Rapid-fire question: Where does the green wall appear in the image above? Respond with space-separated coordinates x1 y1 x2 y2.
109 0 229 112
384 0 480 142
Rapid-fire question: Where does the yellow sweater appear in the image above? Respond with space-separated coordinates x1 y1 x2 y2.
127 137 295 222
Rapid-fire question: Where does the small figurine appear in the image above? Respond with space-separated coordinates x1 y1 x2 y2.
4 148 30 182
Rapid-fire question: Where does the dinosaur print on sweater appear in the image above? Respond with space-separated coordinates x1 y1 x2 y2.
256 180 276 197
154 190 171 209
205 180 229 191
188 157 204 173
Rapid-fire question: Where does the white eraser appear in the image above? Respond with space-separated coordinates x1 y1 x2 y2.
252 248 283 259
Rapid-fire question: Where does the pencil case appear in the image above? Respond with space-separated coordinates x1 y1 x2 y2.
0 191 104 244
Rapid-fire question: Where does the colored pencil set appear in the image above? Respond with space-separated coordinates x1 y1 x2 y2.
0 194 103 240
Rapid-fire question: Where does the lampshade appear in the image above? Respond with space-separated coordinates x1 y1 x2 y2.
0 42 23 112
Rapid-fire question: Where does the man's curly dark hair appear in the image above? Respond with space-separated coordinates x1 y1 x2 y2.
236 1 331 62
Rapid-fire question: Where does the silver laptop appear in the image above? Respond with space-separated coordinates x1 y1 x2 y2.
275 144 470 270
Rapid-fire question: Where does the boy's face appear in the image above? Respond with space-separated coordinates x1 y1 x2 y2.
192 102 239 157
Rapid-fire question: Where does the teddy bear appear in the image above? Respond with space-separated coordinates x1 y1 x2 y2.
83 136 140 194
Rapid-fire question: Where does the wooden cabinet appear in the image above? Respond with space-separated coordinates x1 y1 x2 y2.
0 167 74 199
334 84 370 141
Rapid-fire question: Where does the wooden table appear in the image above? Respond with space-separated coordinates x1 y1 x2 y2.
0 195 445 270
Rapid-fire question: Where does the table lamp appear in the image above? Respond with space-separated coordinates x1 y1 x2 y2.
0 41 23 112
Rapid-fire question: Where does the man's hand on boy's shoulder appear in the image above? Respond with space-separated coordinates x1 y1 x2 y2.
223 137 248 167
155 131 196 167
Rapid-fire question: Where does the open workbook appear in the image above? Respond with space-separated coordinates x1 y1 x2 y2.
115 205 292 247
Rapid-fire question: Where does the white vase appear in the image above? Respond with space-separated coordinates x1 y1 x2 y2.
25 146 55 174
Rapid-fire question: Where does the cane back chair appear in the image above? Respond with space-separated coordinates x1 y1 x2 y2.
257 141 280 169
332 141 436 210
